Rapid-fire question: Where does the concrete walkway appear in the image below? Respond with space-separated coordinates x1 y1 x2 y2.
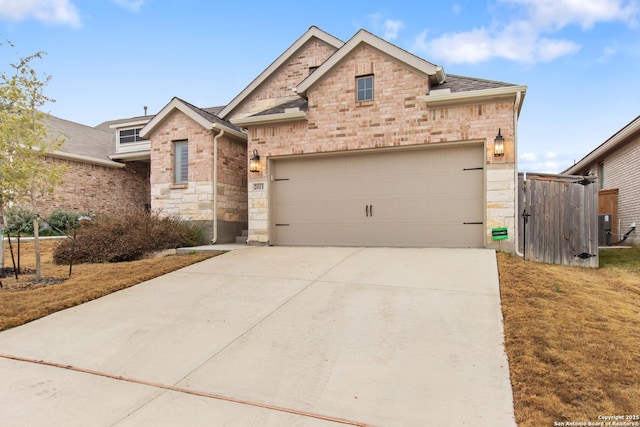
0 247 516 426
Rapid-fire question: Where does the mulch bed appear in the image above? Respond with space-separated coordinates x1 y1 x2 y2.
0 267 65 290
1 267 36 277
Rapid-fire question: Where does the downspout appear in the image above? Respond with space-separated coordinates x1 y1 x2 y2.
513 90 524 257
211 129 224 244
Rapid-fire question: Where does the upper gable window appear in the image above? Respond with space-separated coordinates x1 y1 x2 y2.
119 127 148 144
356 75 374 102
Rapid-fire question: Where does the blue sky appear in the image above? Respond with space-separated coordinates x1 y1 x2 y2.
1 0 639 173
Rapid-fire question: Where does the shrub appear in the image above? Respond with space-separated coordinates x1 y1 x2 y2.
53 210 202 264
4 207 35 235
44 210 81 234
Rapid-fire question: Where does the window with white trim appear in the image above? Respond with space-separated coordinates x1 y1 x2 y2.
118 127 148 144
356 75 374 102
174 140 188 184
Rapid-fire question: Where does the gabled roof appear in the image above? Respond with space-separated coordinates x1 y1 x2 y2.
140 97 246 140
295 29 446 97
95 106 225 132
45 114 125 168
218 26 344 119
251 98 308 117
563 115 640 175
231 98 308 127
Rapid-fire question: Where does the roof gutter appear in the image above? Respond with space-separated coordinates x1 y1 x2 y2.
211 129 224 244
48 150 126 169
420 85 528 108
211 123 247 141
513 89 525 258
231 109 307 127
109 151 151 161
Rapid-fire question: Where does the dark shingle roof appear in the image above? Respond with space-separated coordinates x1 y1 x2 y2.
95 104 238 133
252 98 308 117
176 98 243 133
202 106 225 115
433 74 517 93
46 114 115 160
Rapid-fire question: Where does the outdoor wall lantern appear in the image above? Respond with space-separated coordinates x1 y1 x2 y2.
494 129 505 157
250 149 261 173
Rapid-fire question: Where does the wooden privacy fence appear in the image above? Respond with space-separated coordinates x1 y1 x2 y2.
518 173 599 268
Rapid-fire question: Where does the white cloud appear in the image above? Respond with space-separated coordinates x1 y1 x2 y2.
536 38 582 61
417 24 581 64
383 19 404 40
502 0 639 30
599 45 619 61
520 152 538 161
412 29 429 52
0 0 80 26
413 0 637 64
111 0 145 12
423 29 494 64
367 12 383 29
519 151 565 173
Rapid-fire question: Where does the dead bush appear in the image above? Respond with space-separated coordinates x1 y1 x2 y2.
52 210 202 264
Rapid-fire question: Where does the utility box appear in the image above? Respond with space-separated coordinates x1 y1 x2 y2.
598 214 612 246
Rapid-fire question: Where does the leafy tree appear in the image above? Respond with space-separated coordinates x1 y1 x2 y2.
0 40 66 280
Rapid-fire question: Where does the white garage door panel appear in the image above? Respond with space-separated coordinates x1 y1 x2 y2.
272 145 484 247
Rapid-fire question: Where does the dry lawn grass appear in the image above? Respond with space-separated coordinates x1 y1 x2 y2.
498 249 640 426
0 239 216 331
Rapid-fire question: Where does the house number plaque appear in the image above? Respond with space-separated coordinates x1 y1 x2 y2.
253 183 264 190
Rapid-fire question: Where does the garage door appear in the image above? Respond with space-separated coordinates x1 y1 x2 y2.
271 144 484 247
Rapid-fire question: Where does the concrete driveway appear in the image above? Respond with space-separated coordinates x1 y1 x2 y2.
0 247 516 426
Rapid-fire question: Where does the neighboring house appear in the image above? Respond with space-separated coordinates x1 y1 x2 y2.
35 114 150 217
35 25 528 251
563 115 640 246
37 101 247 244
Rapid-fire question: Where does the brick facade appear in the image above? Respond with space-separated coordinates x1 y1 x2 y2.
33 156 150 218
149 110 247 243
31 28 522 251
566 118 640 247
232 39 338 119
240 42 518 250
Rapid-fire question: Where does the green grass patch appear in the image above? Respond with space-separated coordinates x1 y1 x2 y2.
599 247 640 269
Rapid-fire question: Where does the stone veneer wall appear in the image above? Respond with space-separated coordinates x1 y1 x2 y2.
245 44 518 251
32 156 150 218
215 136 248 243
149 110 247 243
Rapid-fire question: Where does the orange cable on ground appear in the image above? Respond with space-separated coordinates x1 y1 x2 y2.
0 353 370 427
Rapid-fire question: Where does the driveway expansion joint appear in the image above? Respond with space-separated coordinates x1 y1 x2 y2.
0 352 371 427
